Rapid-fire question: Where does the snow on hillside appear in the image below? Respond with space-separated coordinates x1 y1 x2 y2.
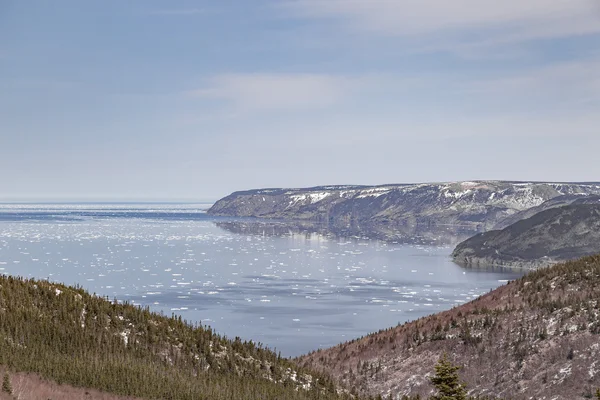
209 181 600 229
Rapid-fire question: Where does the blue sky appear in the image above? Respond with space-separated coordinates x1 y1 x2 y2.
1 0 599 201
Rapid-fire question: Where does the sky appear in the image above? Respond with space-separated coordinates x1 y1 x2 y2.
1 0 599 201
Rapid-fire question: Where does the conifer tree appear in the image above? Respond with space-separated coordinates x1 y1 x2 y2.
429 354 467 400
2 373 12 395
0 275 369 400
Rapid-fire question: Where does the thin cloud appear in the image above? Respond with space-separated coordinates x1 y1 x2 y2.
186 56 600 117
188 73 364 111
280 0 600 44
465 58 600 108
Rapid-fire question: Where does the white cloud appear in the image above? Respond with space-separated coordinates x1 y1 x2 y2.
463 58 600 111
189 73 364 111
185 54 600 117
282 0 600 43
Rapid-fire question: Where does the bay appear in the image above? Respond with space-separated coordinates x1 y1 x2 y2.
0 203 523 356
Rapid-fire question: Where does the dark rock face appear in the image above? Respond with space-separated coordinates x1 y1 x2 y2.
453 204 600 269
209 181 600 232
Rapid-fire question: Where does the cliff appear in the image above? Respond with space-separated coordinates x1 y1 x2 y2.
208 181 600 233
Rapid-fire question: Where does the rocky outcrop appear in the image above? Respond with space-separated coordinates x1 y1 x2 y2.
452 204 600 269
208 181 600 232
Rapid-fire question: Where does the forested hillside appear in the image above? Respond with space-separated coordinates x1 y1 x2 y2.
0 276 366 400
299 255 600 399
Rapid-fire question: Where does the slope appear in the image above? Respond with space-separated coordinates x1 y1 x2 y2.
494 194 600 230
298 255 600 399
0 276 367 400
453 204 600 269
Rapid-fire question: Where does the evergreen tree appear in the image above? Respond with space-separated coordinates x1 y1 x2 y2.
2 373 12 395
0 275 369 400
429 354 467 400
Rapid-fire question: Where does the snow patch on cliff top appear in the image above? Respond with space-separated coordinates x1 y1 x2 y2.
289 192 332 205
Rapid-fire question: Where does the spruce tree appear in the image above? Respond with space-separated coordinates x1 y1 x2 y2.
429 354 467 400
2 373 12 395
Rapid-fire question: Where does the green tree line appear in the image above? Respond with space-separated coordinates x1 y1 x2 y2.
0 275 372 400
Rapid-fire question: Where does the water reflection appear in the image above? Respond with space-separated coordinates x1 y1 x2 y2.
215 219 480 246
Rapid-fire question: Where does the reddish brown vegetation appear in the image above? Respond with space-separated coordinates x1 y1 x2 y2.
0 367 140 400
298 255 600 399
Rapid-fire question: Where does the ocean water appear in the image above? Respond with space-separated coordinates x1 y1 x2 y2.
0 204 524 356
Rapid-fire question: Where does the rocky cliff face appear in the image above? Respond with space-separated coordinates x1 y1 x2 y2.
452 204 600 269
298 255 600 400
209 181 600 231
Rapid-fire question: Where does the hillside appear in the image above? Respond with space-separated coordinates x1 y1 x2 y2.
494 194 600 229
0 276 367 400
208 182 600 235
0 367 142 400
298 255 600 399
453 204 600 269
